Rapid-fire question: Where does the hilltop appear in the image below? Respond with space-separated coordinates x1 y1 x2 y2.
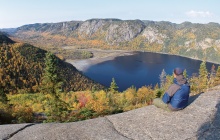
0 34 104 94
5 19 220 63
1 86 219 140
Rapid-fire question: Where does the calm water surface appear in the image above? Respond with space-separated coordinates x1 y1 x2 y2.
83 52 218 91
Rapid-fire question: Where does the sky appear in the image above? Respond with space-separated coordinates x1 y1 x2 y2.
0 0 219 28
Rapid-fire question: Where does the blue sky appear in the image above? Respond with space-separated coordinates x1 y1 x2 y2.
0 0 219 28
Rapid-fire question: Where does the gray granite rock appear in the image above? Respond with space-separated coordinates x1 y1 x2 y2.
107 89 220 140
1 87 219 140
0 124 34 140
8 118 129 140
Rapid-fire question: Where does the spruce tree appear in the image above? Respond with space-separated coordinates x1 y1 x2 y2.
41 52 63 97
159 69 166 88
213 66 220 86
199 61 208 92
183 69 188 79
40 52 67 122
109 78 118 93
208 64 216 88
0 88 7 104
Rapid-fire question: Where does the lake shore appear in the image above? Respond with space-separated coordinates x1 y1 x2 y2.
66 48 219 72
65 48 135 71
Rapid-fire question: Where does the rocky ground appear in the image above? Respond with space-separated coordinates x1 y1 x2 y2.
1 86 219 140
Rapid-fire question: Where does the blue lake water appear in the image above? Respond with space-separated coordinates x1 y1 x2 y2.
83 52 218 91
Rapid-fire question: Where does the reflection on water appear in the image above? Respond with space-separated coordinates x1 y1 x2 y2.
83 52 218 91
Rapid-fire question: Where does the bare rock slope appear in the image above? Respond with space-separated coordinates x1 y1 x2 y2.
1 86 220 140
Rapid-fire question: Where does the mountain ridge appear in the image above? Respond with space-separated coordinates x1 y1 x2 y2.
4 18 220 63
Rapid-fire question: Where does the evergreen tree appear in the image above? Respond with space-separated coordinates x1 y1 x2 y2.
109 78 118 93
213 66 220 86
44 97 68 122
208 64 216 88
0 88 7 104
198 61 208 92
159 69 166 88
40 52 63 97
153 83 162 98
183 69 188 79
40 52 68 122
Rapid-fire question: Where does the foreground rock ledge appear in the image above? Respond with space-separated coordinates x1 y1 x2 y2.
1 87 220 140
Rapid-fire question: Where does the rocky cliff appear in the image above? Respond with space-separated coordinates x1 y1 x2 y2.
1 86 219 140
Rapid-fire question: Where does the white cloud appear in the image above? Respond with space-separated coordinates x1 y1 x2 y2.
186 10 213 18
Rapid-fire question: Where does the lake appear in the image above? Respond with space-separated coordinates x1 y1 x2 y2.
83 52 218 91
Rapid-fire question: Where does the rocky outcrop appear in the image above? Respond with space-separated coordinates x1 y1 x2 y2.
1 86 219 140
105 20 145 44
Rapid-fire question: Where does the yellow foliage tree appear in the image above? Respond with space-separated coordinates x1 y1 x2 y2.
136 86 155 105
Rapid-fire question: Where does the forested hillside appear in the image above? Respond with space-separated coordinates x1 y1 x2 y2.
0 34 104 94
6 19 220 63
0 32 14 44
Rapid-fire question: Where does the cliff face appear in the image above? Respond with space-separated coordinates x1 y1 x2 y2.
7 19 220 63
1 86 219 140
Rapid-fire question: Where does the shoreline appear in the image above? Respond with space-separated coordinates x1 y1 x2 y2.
139 50 220 65
66 48 219 72
132 49 219 65
66 49 135 71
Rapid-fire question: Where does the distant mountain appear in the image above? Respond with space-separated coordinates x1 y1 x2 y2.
0 36 104 94
6 19 220 63
0 28 17 34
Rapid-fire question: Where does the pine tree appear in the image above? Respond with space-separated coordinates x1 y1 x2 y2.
208 64 216 88
183 69 188 79
159 69 166 88
0 88 7 104
213 66 220 86
109 78 118 93
40 52 63 97
40 52 67 122
198 61 208 92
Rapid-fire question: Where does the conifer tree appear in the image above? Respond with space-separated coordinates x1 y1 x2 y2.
154 83 163 98
208 64 216 88
159 69 166 88
40 52 63 97
183 69 188 79
0 88 7 104
213 66 220 86
40 52 68 122
109 78 119 93
198 61 208 92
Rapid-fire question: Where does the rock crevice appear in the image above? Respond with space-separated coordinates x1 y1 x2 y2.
1 124 35 140
104 117 134 140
